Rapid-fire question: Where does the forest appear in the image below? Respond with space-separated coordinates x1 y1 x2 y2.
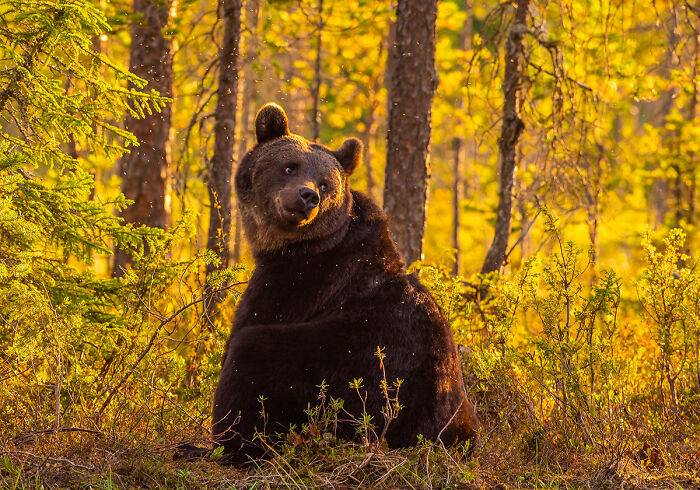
1 0 699 487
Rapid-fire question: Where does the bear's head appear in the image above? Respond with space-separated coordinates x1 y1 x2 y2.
235 103 362 253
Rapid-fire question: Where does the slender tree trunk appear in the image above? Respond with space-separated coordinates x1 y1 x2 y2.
516 145 529 262
232 0 262 262
361 106 378 200
360 33 388 203
280 21 306 134
695 332 700 393
685 31 699 229
650 6 679 227
383 0 438 265
184 0 242 388
672 17 697 240
691 33 699 238
480 0 528 274
666 357 678 408
385 18 397 115
517 188 528 259
114 0 173 277
679 30 699 267
451 1 473 276
311 0 324 141
673 163 683 228
452 137 463 275
205 0 242 300
586 143 604 277
657 7 679 125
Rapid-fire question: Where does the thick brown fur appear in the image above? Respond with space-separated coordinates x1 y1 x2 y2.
213 104 477 465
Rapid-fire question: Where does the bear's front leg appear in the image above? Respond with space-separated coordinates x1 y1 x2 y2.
213 321 343 464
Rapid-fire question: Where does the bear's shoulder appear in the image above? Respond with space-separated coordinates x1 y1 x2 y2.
349 190 384 223
346 191 404 272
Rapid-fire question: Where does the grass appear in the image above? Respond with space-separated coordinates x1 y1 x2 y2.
1 386 698 489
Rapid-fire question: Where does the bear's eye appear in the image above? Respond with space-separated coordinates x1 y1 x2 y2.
283 164 297 175
319 183 328 193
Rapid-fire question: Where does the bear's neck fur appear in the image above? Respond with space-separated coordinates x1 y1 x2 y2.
247 189 353 260
233 191 405 327
253 191 403 273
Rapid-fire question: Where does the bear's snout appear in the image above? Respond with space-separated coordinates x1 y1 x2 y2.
277 184 320 226
299 186 320 210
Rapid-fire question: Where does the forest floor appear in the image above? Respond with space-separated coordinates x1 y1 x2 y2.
1 428 698 489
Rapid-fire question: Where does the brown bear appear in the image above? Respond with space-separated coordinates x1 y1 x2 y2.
212 103 477 464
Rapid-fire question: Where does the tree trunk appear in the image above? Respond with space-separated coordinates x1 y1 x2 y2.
695 332 700 394
206 0 242 300
360 60 384 201
515 144 529 263
690 33 699 229
383 0 438 265
361 106 378 200
184 0 242 388
671 15 697 244
586 143 604 277
684 30 699 229
679 30 699 266
451 1 473 276
310 0 324 141
451 137 463 276
385 18 397 115
673 163 683 228
480 0 528 274
650 6 679 227
232 0 262 262
113 0 173 277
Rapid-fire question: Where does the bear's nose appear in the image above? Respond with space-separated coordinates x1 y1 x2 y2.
299 187 320 210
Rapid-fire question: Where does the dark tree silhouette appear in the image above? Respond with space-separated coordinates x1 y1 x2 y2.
481 0 529 274
383 0 438 265
205 0 242 301
452 1 473 276
233 0 263 262
114 0 173 276
310 0 324 141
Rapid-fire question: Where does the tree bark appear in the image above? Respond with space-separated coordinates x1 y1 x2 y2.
683 31 699 229
360 56 384 202
233 0 262 262
584 142 604 277
310 0 324 141
184 0 242 387
451 137 463 275
114 0 173 276
688 32 699 230
452 1 473 276
480 0 528 274
383 0 438 265
650 6 679 227
361 106 378 200
679 29 699 268
206 0 242 297
385 18 397 115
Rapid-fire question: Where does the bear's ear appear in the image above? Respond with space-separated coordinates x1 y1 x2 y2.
333 137 363 175
255 103 290 144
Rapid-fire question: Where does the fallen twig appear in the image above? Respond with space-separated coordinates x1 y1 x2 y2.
13 427 103 446
1 450 95 471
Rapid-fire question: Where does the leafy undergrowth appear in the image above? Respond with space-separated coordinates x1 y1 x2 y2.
1 417 698 489
2 223 700 488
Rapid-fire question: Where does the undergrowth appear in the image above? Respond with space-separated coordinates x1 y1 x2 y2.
1 220 699 488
